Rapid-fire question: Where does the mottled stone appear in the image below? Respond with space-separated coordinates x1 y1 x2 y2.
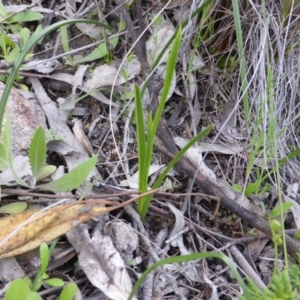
0 82 47 155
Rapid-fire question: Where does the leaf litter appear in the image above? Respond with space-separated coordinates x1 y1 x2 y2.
0 0 299 299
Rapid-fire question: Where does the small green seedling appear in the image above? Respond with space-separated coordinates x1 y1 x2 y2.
0 120 97 192
4 241 78 300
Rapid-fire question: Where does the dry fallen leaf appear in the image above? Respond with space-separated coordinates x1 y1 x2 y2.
67 225 137 300
0 190 157 259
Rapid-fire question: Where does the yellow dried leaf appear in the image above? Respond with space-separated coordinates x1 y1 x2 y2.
0 189 157 259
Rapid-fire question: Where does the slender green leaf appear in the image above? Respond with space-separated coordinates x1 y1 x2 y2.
134 85 146 191
154 126 213 190
293 230 300 239
261 148 300 183
2 116 12 162
139 125 213 220
7 11 44 23
59 283 78 300
37 156 97 192
0 202 27 214
268 202 293 220
74 36 118 64
128 252 249 300
245 182 260 196
29 127 47 179
60 26 70 54
49 238 59 255
137 27 183 220
153 26 182 133
232 0 249 120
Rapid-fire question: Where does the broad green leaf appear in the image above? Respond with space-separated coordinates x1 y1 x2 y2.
20 28 31 47
293 230 300 239
0 143 9 171
43 278 64 287
6 45 20 63
24 277 32 289
0 3 8 18
75 36 118 64
4 278 31 300
19 83 29 91
59 283 78 300
37 165 57 181
26 292 42 300
37 156 97 192
268 202 293 220
0 202 27 214
118 19 126 31
7 11 44 23
10 24 22 34
0 34 15 48
29 127 46 179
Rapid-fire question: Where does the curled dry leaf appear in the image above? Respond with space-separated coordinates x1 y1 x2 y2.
0 203 108 259
0 190 158 259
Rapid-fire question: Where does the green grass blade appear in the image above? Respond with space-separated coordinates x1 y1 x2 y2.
138 27 182 220
141 0 213 96
134 85 146 179
60 25 70 54
0 202 27 214
128 252 249 300
140 125 213 219
153 125 213 189
232 0 250 120
152 26 182 133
